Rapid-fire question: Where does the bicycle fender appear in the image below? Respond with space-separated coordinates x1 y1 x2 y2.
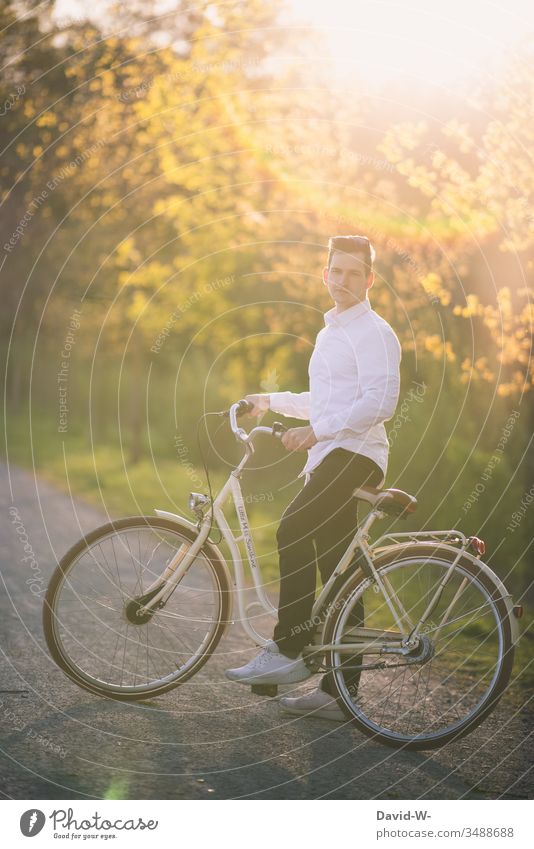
372 542 520 645
154 508 199 532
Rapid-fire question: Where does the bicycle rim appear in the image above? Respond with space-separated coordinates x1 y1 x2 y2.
327 555 513 748
44 518 227 698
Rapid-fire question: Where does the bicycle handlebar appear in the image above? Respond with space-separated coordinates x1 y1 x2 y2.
225 399 287 444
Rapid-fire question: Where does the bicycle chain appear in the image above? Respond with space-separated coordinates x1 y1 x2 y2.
313 636 435 673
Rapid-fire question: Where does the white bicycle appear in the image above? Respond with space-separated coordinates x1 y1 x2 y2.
43 399 521 749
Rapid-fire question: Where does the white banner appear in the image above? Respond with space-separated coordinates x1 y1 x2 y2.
2 799 532 847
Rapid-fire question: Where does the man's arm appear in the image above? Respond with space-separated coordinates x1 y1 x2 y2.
244 391 315 450
312 331 401 441
268 391 310 420
244 391 310 419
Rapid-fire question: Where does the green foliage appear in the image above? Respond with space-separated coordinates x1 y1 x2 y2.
1 0 532 597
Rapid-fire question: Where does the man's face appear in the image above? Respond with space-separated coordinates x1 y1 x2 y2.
322 250 374 310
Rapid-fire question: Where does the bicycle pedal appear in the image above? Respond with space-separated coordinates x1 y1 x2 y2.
251 684 278 697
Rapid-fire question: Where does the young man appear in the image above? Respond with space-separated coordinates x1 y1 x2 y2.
225 235 402 721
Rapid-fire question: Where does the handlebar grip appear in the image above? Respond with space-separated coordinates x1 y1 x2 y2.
272 421 288 438
221 399 253 418
236 399 253 417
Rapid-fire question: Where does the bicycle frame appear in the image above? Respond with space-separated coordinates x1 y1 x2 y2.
136 405 517 655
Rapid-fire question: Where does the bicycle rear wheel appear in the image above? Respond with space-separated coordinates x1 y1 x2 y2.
43 517 230 700
323 545 515 749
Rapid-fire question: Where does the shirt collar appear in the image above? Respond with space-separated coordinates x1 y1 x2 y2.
324 296 371 327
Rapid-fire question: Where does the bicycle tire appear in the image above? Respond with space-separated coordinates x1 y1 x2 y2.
43 516 231 701
322 543 515 750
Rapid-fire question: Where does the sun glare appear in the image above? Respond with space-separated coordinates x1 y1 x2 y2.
283 0 534 86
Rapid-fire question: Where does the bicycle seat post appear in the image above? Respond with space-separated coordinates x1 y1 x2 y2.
359 509 385 541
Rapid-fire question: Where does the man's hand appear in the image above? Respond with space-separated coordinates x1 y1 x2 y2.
281 425 317 452
244 394 270 417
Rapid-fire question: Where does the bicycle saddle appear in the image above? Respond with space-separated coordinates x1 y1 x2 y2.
353 485 417 518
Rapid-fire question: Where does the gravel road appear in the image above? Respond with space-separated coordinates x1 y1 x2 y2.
1 460 532 800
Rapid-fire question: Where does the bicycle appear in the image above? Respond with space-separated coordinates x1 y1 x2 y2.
43 399 521 749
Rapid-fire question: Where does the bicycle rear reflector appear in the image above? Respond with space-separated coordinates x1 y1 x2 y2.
467 536 486 555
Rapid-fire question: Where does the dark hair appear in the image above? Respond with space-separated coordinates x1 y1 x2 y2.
327 235 376 273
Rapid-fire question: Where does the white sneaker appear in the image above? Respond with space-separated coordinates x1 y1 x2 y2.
225 641 312 685
279 687 347 722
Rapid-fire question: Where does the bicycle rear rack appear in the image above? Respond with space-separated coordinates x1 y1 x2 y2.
371 529 467 551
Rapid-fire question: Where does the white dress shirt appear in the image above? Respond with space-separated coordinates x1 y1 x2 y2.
267 296 401 483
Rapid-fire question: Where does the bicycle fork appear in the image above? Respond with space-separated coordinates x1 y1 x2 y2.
132 521 212 616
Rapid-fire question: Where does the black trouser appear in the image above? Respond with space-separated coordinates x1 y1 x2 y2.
273 448 383 696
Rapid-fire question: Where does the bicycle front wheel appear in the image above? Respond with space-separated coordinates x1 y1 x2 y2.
323 544 515 749
43 517 230 700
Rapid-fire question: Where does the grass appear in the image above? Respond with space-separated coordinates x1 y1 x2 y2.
3 409 282 582
4 408 533 699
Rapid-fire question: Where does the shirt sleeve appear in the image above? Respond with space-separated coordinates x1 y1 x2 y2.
267 391 311 420
312 329 401 441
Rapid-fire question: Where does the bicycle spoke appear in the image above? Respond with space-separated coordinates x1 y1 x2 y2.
422 600 496 636
382 574 415 631
109 628 123 678
72 592 120 613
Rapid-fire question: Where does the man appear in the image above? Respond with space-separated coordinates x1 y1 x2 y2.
225 235 402 721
